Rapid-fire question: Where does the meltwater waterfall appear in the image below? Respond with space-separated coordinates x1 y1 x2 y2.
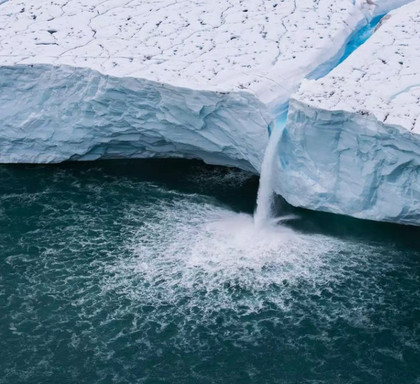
254 117 286 227
253 14 388 228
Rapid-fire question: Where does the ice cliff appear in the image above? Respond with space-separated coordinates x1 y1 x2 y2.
0 0 418 225
274 0 420 226
0 0 387 172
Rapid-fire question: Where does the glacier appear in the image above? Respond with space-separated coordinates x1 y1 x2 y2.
0 0 390 172
0 0 418 225
273 0 420 226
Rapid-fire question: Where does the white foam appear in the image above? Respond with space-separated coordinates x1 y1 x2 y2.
101 193 363 317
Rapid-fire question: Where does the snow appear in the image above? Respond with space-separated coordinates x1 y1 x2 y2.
372 0 415 15
294 1 420 135
0 0 373 106
273 0 420 226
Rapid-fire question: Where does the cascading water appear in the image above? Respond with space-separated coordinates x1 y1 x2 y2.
254 14 387 228
254 112 288 227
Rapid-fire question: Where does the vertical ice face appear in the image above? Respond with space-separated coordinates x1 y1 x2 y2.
273 1 420 226
0 65 271 171
0 0 377 170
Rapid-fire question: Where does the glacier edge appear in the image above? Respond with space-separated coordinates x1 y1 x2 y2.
273 99 420 226
0 64 272 173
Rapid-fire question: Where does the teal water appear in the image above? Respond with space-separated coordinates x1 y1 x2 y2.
0 160 419 384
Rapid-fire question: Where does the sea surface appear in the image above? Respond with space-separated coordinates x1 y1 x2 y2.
0 159 419 384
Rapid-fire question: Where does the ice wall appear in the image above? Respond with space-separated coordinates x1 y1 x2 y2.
0 65 270 171
274 1 420 225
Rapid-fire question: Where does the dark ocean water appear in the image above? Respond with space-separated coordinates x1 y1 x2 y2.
0 159 419 384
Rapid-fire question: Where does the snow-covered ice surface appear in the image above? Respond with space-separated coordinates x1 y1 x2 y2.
0 0 378 105
274 0 420 226
0 0 386 170
372 0 415 15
